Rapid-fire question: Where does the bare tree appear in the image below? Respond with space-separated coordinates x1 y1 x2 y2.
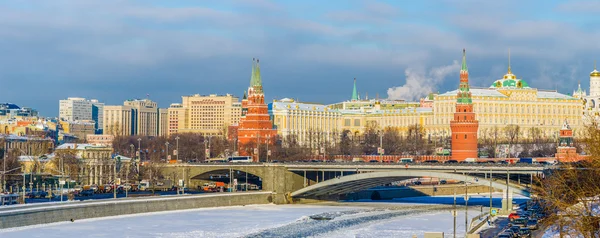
503 124 521 157
537 120 600 237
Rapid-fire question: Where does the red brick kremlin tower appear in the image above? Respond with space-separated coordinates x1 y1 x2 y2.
556 120 578 162
237 58 277 162
450 49 479 161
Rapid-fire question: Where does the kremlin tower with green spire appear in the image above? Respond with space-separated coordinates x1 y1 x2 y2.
237 58 277 161
450 49 479 161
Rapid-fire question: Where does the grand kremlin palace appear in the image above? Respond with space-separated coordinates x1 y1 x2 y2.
269 67 583 147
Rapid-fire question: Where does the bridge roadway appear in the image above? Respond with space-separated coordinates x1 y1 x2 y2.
163 162 546 203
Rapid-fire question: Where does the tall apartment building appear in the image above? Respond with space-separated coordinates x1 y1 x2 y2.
59 97 104 133
124 99 159 136
167 94 241 136
103 105 133 136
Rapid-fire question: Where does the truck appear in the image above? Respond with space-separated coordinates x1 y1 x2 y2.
519 158 537 164
202 182 227 192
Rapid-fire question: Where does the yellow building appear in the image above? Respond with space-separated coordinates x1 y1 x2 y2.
103 105 133 136
271 65 582 146
54 143 122 185
59 120 95 139
167 94 241 136
431 67 582 139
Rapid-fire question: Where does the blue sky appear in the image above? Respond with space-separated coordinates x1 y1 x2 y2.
1 0 599 116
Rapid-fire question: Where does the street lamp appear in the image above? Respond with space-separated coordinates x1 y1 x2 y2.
266 135 270 163
136 138 141 175
175 136 180 162
130 144 135 158
165 142 170 162
378 130 383 162
2 140 9 193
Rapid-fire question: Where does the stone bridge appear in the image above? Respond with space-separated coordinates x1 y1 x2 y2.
161 163 547 205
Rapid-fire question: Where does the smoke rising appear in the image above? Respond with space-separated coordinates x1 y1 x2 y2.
387 61 460 101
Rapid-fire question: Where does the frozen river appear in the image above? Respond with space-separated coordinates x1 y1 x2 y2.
0 195 509 238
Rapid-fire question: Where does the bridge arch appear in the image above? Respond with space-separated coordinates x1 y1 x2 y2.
290 170 529 198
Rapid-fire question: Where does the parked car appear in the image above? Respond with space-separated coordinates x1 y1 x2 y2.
440 180 447 185
423 160 439 163
510 226 521 235
79 189 94 197
445 160 458 164
519 227 531 237
496 232 512 238
508 212 520 221
527 219 538 230
512 218 528 228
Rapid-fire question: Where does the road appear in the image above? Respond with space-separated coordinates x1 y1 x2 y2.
479 217 510 238
23 190 205 203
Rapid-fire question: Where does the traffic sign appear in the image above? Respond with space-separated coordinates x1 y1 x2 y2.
168 155 172 160
253 148 258 154
178 179 184 187
136 151 140 156
59 180 66 185
267 150 271 156
233 179 238 186
173 150 178 156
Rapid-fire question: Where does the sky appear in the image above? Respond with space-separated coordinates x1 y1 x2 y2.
0 0 599 117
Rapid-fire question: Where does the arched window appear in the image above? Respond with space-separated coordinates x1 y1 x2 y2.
464 134 467 139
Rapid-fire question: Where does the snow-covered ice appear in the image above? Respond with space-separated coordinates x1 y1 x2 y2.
0 198 501 238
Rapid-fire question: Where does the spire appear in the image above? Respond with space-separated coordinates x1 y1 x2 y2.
243 90 247 100
507 48 512 74
254 59 262 88
457 48 472 104
249 58 256 87
461 48 468 71
351 78 358 101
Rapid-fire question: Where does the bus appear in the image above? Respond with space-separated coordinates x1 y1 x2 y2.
228 156 252 163
206 158 228 163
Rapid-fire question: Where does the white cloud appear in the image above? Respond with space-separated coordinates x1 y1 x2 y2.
387 61 460 101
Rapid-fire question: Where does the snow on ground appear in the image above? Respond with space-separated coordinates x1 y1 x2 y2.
0 204 361 238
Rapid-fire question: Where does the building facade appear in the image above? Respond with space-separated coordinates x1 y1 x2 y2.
158 108 168 136
103 105 133 136
431 63 582 140
237 59 277 161
59 97 103 133
167 94 241 136
270 53 583 150
0 103 38 119
59 120 96 140
124 99 159 136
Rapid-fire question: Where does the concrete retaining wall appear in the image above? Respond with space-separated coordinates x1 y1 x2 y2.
0 192 272 229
